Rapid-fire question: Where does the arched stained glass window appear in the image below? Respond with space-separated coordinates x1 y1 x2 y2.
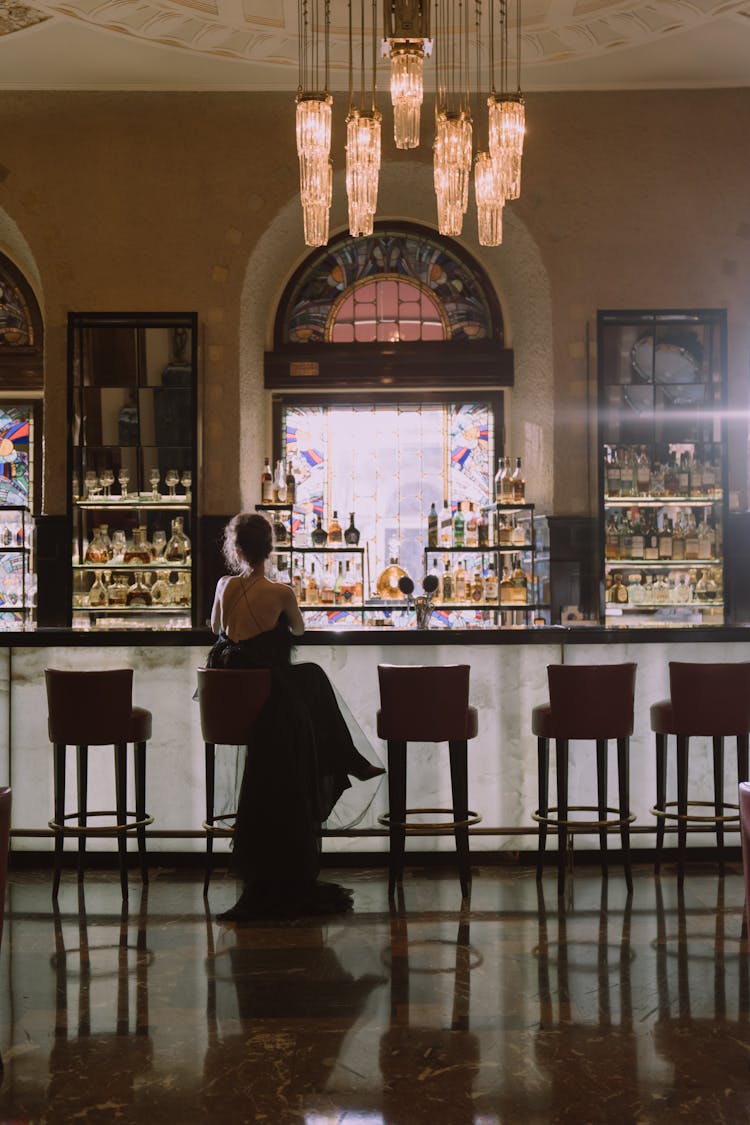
0 252 43 392
278 225 502 345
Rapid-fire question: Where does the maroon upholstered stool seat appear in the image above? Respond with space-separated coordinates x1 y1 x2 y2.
650 662 750 883
196 668 272 895
740 783 750 935
532 663 637 897
45 669 153 900
0 786 8 1072
376 664 480 899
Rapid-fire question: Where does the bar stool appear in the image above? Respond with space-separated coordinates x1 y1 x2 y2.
739 782 750 933
651 662 750 882
0 787 9 1072
196 667 272 895
376 663 480 900
45 669 153 900
532 663 637 896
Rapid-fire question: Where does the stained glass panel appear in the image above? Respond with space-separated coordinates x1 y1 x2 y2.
281 402 493 594
0 278 33 347
283 229 495 344
0 405 32 506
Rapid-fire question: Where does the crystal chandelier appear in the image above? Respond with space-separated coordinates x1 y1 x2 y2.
487 0 524 201
384 1 432 149
296 1 333 247
433 0 473 236
346 0 382 238
474 149 503 245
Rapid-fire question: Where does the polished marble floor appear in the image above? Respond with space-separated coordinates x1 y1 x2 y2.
0 860 748 1124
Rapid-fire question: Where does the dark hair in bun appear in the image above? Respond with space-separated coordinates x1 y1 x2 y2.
223 512 273 571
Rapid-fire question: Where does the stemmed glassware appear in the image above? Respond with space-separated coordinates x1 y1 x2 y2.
165 469 179 497
152 529 167 558
100 468 114 497
149 469 160 501
118 468 130 498
180 470 192 502
84 470 99 499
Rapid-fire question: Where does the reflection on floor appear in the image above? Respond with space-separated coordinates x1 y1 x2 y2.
0 863 748 1123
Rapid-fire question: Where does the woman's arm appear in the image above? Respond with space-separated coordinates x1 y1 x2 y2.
279 583 305 636
210 575 230 635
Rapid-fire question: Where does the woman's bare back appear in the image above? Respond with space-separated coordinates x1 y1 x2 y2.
212 574 304 641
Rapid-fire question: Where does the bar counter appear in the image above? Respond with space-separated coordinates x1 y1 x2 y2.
2 624 749 859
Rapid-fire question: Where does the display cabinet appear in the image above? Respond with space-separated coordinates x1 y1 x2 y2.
69 313 197 629
0 403 37 629
598 309 727 626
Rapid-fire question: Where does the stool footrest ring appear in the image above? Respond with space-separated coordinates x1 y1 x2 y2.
378 806 482 834
650 799 740 825
533 805 636 831
203 814 237 837
48 810 153 835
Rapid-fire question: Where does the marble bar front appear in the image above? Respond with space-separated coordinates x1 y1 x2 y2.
2 627 749 859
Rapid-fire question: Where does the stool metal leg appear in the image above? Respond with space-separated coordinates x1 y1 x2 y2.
52 743 66 899
617 736 633 894
536 737 549 881
676 734 689 886
596 738 609 879
654 732 667 875
76 745 88 883
449 739 471 900
712 735 725 874
387 739 407 898
204 741 216 896
114 742 129 900
134 741 148 886
555 738 569 897
738 733 749 784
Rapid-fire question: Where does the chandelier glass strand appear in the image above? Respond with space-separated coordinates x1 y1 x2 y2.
296 0 333 247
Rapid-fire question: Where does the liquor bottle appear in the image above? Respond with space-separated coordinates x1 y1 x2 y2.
510 555 528 604
643 574 654 603
352 564 363 602
619 512 632 560
440 500 453 547
612 573 628 604
664 453 678 497
320 563 334 605
658 516 673 560
292 560 303 600
606 447 621 498
671 511 686 560
124 526 153 565
441 558 453 602
653 574 669 604
636 447 651 496
630 511 644 559
511 457 525 502
484 562 498 602
501 457 514 503
702 454 716 497
500 565 513 604
454 559 468 602
697 518 713 559
471 564 484 602
311 516 328 547
511 515 526 547
477 508 489 548
605 514 621 561
85 527 110 565
619 449 635 496
99 524 113 560
261 457 274 503
493 458 505 504
465 504 478 548
333 561 344 604
306 562 319 603
150 572 171 606
498 515 512 545
108 573 129 607
274 460 287 504
342 560 355 603
285 461 296 504
453 504 465 548
344 513 360 545
273 512 288 544
126 570 152 607
678 452 690 496
644 514 659 561
651 459 665 497
427 502 438 548
164 517 191 563
88 569 108 607
328 511 343 544
376 557 408 599
685 510 699 560
628 573 645 604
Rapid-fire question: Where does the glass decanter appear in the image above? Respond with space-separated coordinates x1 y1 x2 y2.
124 526 153 565
344 513 360 545
107 573 129 607
311 516 328 548
85 527 110 565
165 516 191 563
88 569 108 607
126 570 152 607
150 571 171 606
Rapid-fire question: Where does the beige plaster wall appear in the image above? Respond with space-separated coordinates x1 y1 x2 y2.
0 89 747 517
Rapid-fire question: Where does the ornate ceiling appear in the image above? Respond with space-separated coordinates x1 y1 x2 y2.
1 0 749 90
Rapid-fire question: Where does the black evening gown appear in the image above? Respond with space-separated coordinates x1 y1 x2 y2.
207 618 372 916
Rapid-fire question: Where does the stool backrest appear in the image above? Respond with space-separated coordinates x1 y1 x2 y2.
741 782 750 931
378 664 471 741
0 787 10 954
547 663 636 739
668 662 750 735
45 669 133 746
197 668 272 745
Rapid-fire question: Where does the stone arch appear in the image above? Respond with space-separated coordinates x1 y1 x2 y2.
239 158 553 511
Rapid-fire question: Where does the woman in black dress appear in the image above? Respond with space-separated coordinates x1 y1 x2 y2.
208 512 384 921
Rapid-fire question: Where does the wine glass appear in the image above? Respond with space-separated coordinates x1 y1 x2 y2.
100 468 114 497
84 470 98 499
149 469 160 501
117 467 130 498
165 469 179 497
180 470 192 501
